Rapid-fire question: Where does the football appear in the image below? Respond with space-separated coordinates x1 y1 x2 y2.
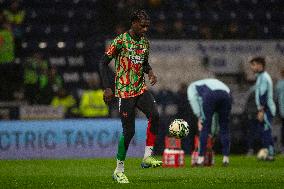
168 119 190 139
257 148 268 160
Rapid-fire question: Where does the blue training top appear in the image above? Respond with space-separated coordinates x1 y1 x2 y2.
187 78 230 118
276 79 284 118
255 71 276 116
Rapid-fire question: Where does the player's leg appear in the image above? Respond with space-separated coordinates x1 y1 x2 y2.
262 110 274 160
197 95 214 165
217 92 232 166
246 119 258 156
113 98 136 183
136 91 162 168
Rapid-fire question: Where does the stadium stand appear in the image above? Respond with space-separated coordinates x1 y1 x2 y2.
149 55 214 92
0 0 283 120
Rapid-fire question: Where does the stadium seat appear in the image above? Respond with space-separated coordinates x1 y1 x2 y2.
49 56 67 67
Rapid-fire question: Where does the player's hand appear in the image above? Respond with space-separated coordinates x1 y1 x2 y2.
198 118 203 131
257 110 264 122
103 88 114 104
148 70 157 86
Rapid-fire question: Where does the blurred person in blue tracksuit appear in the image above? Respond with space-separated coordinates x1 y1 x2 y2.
276 69 284 153
187 78 232 166
249 57 276 160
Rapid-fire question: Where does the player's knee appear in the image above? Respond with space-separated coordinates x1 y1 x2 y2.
124 129 135 141
151 110 159 123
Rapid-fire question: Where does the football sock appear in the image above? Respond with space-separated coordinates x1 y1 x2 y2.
115 159 125 173
143 146 153 159
116 136 127 161
223 156 229 163
146 118 156 146
197 156 204 164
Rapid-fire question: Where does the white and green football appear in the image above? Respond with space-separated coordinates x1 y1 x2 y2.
257 148 268 160
168 119 190 139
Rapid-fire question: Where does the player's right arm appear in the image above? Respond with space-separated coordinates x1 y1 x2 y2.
99 55 112 89
99 36 123 102
255 75 269 122
255 77 268 111
99 55 113 102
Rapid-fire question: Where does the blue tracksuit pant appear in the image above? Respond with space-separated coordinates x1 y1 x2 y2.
259 109 274 156
197 87 232 156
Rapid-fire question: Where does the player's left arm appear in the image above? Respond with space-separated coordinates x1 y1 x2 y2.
187 86 203 131
143 40 157 86
143 58 157 86
187 85 201 119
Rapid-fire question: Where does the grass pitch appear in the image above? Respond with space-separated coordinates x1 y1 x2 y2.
0 155 283 189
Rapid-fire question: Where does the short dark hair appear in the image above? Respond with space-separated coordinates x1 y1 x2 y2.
249 56 266 67
131 10 150 23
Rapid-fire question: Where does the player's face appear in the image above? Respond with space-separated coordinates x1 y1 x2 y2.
133 19 150 37
250 61 263 73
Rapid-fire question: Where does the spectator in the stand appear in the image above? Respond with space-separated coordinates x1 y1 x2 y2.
170 19 186 38
79 73 109 118
152 20 167 38
51 87 77 118
224 22 239 39
23 53 48 104
0 11 15 100
38 66 63 105
0 11 14 64
276 69 284 153
199 24 212 39
3 0 25 55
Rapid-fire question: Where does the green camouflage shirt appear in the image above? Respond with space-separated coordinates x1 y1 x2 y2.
105 32 150 98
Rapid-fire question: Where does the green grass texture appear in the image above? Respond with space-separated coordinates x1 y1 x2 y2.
0 155 283 189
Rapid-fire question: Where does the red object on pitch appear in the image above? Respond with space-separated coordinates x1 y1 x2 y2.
191 135 215 167
164 136 181 149
162 149 185 167
163 136 184 167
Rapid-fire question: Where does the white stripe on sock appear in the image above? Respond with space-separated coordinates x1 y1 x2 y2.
115 160 124 173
